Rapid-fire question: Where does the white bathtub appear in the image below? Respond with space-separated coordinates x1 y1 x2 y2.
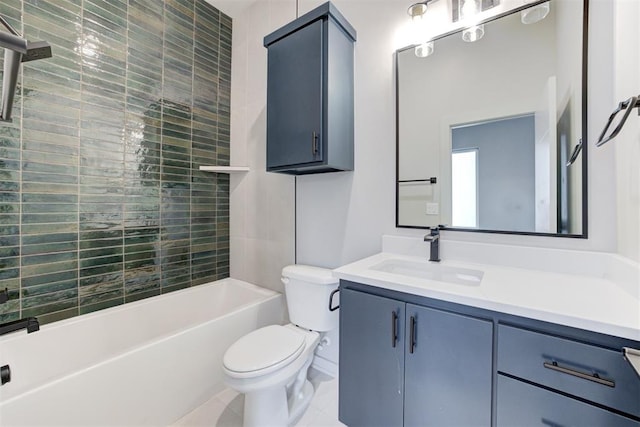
0 278 285 426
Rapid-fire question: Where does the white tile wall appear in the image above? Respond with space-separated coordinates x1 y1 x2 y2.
229 0 297 294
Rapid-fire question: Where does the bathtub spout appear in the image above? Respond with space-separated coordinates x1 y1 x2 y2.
0 317 39 336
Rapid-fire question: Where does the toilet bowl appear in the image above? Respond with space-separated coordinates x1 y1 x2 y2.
222 265 338 427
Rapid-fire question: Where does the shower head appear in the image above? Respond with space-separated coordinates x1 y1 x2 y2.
22 40 52 63
0 15 53 122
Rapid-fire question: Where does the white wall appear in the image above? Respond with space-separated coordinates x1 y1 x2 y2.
223 0 635 369
228 0 298 294
612 0 640 263
297 0 620 269
226 0 632 280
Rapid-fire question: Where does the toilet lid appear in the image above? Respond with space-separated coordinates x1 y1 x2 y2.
223 325 305 374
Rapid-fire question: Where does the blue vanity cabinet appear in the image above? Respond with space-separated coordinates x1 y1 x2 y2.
497 375 640 427
496 324 640 426
339 288 405 427
404 304 493 427
339 287 493 427
263 2 356 175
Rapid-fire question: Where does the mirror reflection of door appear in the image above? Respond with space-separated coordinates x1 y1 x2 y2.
451 148 478 228
451 115 535 232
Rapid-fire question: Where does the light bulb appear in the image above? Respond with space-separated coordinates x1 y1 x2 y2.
410 12 427 42
521 1 550 24
460 0 480 20
414 41 434 58
462 24 484 42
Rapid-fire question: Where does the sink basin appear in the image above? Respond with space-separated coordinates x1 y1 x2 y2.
371 259 483 285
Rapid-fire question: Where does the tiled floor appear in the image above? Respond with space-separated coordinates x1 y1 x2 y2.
172 369 345 427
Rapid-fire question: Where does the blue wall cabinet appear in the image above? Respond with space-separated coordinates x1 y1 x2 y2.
264 2 356 174
339 287 493 427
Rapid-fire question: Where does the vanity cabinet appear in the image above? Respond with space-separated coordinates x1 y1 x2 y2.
339 281 640 427
339 287 493 427
496 324 640 426
263 2 356 175
497 375 640 427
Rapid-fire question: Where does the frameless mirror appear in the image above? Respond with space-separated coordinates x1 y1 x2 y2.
396 0 587 237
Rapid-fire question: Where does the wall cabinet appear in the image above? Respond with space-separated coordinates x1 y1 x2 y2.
339 281 640 427
263 2 356 175
339 287 493 427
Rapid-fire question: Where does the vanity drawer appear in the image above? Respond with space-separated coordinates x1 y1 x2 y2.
497 324 640 418
497 374 640 427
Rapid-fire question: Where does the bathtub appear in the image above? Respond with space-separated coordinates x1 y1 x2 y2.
0 278 285 426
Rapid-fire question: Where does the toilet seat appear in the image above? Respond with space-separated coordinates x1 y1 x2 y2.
223 325 306 378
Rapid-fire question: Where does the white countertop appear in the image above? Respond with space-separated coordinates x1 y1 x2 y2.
333 251 640 342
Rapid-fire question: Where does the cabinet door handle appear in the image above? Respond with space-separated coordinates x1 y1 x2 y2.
311 131 319 156
409 315 416 354
543 361 615 388
391 311 398 348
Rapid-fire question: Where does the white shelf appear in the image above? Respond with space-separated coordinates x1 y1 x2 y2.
199 166 249 173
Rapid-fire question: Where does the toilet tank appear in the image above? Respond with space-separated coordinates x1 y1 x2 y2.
281 265 339 332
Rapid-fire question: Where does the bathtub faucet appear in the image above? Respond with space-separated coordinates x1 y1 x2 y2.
0 317 40 336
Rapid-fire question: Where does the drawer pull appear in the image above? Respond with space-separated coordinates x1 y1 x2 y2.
311 132 319 155
391 311 398 348
409 315 416 354
543 361 615 388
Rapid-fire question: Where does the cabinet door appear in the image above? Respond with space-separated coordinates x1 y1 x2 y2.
266 19 323 170
404 304 493 427
339 289 405 427
497 374 640 426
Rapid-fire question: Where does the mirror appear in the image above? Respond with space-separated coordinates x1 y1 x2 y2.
396 0 587 237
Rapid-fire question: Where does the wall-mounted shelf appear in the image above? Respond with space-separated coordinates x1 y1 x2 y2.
199 166 249 173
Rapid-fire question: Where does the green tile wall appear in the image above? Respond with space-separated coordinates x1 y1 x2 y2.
0 0 231 324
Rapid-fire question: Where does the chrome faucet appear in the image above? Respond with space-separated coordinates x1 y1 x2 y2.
424 226 443 262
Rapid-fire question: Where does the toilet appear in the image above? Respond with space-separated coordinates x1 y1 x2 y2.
222 265 339 427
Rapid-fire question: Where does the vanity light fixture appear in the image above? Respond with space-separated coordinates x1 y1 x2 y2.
415 41 434 57
453 0 499 43
452 0 499 22
457 0 486 42
407 0 439 57
521 1 550 24
459 0 481 19
462 24 484 42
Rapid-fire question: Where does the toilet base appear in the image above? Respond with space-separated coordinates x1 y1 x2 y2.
242 378 315 427
287 380 314 427
223 325 321 427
